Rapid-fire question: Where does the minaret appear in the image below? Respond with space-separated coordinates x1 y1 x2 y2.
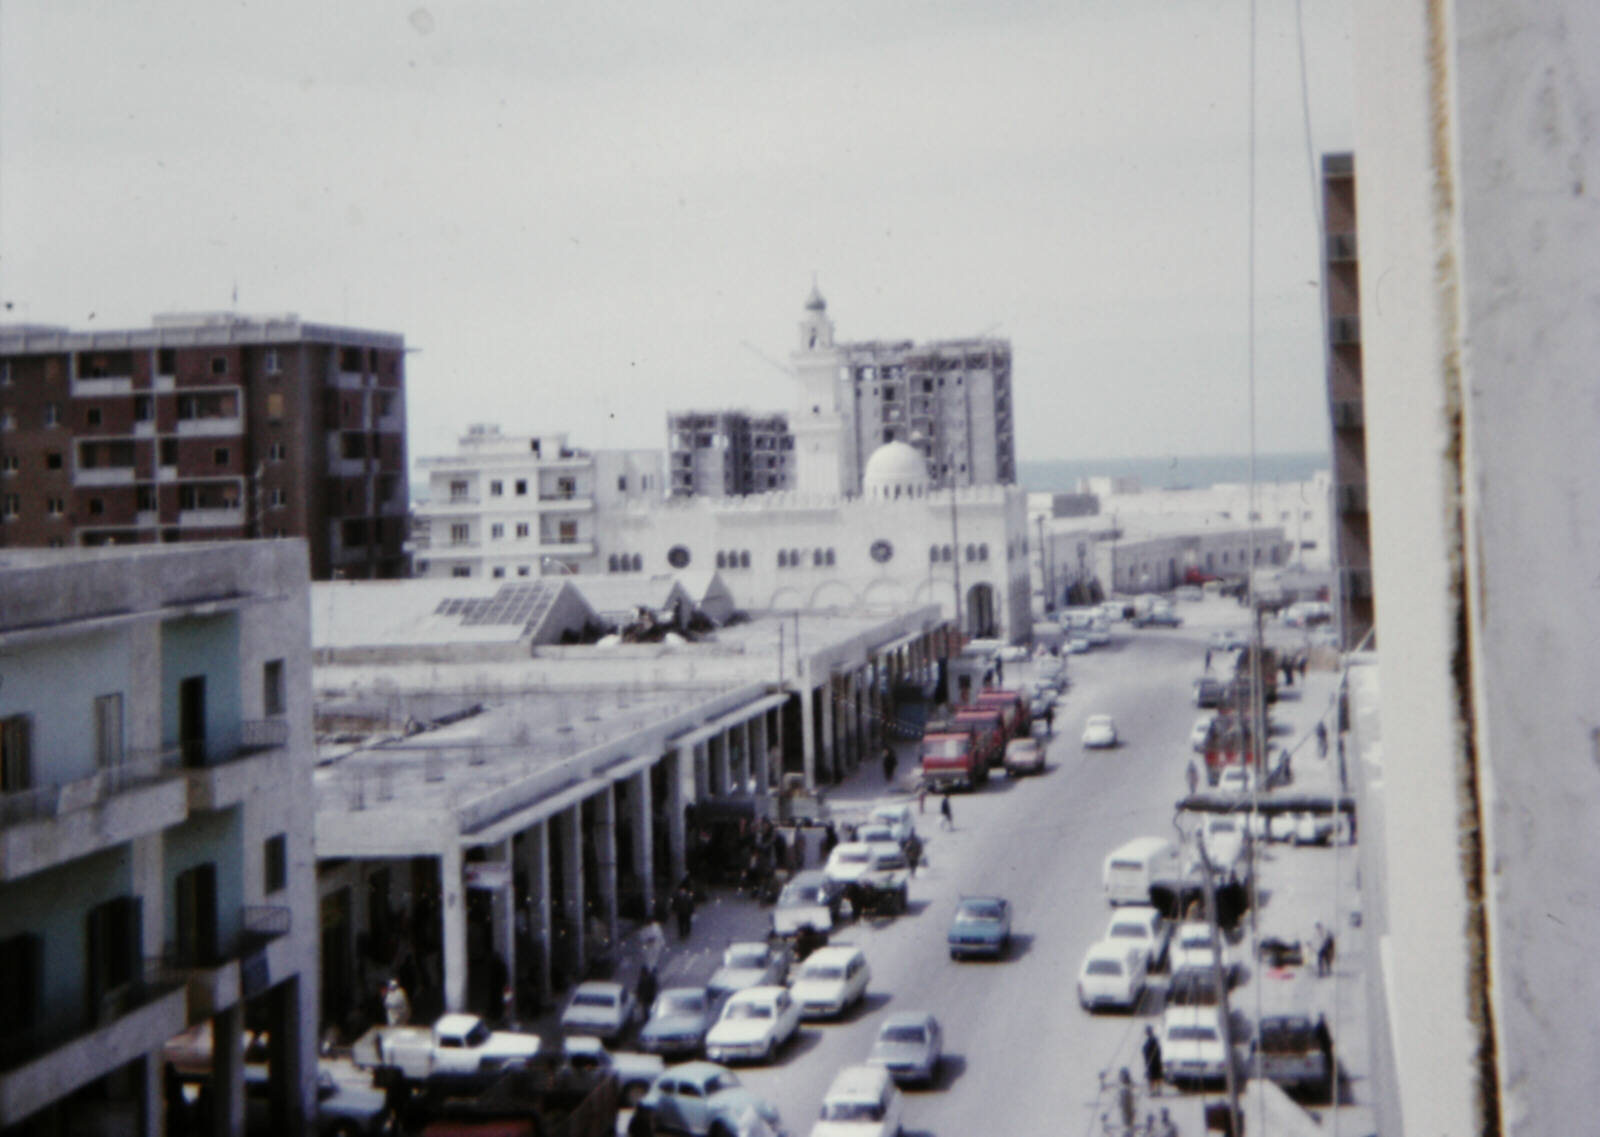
790 283 851 496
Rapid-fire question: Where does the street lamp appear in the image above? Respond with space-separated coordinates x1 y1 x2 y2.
541 555 576 576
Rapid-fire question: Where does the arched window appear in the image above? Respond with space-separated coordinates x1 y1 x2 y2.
607 554 618 572
631 554 642 572
825 548 836 566
716 551 727 569
813 548 823 567
942 545 952 562
739 551 750 569
778 550 789 568
978 543 989 562
965 543 976 562
930 545 940 564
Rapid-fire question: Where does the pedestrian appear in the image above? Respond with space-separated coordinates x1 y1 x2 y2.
1204 647 1212 672
1316 720 1328 758
636 964 659 1016
996 657 1005 685
905 832 923 877
1318 928 1337 977
1186 760 1199 796
917 785 928 814
821 822 839 860
882 746 898 783
939 793 954 831
639 917 667 973
671 883 696 940
1116 1068 1137 1132
1045 704 1055 735
1142 1024 1163 1095
383 978 411 1025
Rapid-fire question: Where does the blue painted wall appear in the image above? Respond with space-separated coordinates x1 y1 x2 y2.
163 807 244 957
0 627 131 785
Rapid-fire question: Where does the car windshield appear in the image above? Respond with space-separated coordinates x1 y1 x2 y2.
1109 923 1146 939
1088 716 1112 727
820 1102 884 1123
835 850 870 865
464 1021 490 1046
881 1025 927 1045
725 1001 772 1020
859 828 894 843
1168 1026 1219 1043
726 946 767 968
922 737 967 758
873 853 907 871
1087 960 1125 976
1181 931 1215 949
702 1072 741 1094
573 992 615 1008
658 993 705 1015
958 901 1003 921
802 965 844 981
779 883 823 906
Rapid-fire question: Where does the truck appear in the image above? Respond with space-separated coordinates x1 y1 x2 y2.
951 707 1007 769
1201 712 1258 787
972 688 1031 740
918 714 998 792
352 1013 541 1090
404 1060 620 1137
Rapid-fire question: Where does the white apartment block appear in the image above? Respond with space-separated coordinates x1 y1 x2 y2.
0 542 319 1136
412 425 665 580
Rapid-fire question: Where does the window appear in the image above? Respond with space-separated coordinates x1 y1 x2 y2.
978 543 989 562
2 493 19 517
490 523 505 539
450 523 469 545
264 834 287 893
1 715 32 792
492 566 506 579
617 475 627 491
739 551 750 569
268 488 286 508
0 933 41 1040
268 442 286 462
264 349 281 375
489 480 503 497
88 497 104 516
608 554 619 572
558 520 577 543
516 565 531 577
515 479 528 496
214 447 229 466
1 455 17 473
266 393 285 421
211 355 227 375
45 496 64 515
631 554 642 572
450 479 470 501
515 522 530 539
45 403 62 427
0 410 13 431
137 485 156 511
929 545 940 564
263 659 285 715
825 548 835 566
779 550 789 568
451 566 471 578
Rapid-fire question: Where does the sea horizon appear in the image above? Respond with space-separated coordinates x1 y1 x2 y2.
1019 451 1329 493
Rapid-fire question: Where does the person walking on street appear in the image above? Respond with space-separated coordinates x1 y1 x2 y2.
821 822 839 861
917 785 928 814
939 793 954 831
1204 647 1212 672
882 746 898 783
635 964 659 1017
671 882 696 940
383 978 411 1025
995 657 1005 685
1186 760 1199 796
905 832 923 877
1044 704 1055 735
639 918 667 973
1142 1024 1164 1095
1316 720 1329 758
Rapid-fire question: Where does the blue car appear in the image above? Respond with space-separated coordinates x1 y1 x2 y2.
947 896 1012 960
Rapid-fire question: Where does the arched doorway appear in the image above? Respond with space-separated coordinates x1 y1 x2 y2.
965 583 997 639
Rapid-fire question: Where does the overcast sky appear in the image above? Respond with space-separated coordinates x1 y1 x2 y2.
1 1 1351 466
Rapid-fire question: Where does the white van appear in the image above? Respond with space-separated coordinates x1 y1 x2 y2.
1102 837 1181 906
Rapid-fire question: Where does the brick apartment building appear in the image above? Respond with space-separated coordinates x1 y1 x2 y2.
0 313 408 580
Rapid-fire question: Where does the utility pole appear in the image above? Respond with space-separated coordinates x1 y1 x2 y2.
1035 514 1048 613
1197 834 1243 1137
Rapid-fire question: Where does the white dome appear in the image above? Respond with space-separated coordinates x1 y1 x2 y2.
862 441 931 500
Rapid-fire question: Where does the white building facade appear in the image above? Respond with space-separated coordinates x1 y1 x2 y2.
0 542 319 1136
412 425 664 580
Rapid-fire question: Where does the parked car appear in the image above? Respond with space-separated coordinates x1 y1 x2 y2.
1086 619 1112 646
1193 677 1226 708
637 1062 785 1137
1133 608 1183 628
639 987 718 1058
773 870 844 938
791 945 871 1019
808 1064 904 1137
705 986 802 1065
1169 921 1231 977
1210 630 1250 651
1161 1006 1235 1087
1103 905 1171 971
868 803 917 845
1189 715 1215 753
865 1012 943 1086
1081 714 1119 748
854 824 901 850
947 895 1011 960
710 942 792 1000
1076 940 1148 1012
824 843 878 889
1202 814 1248 868
1067 636 1091 654
1252 1013 1333 1097
559 981 637 1044
1004 737 1045 776
353 1012 542 1087
557 1035 664 1105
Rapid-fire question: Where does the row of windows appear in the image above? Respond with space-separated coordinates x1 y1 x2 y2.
778 547 836 569
928 543 990 564
715 550 752 571
608 553 645 573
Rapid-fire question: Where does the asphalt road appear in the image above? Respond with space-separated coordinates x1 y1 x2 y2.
670 623 1221 1137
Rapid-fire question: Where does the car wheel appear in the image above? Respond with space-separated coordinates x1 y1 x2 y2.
709 1121 736 1137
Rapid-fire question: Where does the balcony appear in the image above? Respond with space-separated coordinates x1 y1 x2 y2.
73 466 137 487
178 505 246 529
0 960 188 1126
185 719 291 812
175 906 294 1022
70 374 134 398
175 415 244 438
0 749 188 882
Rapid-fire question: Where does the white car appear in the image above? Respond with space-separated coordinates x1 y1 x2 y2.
1103 905 1171 971
1189 715 1214 753
1161 1005 1235 1086
866 1012 943 1086
791 945 871 1020
1086 619 1111 646
1202 814 1247 867
1082 714 1119 748
809 1064 904 1137
705 986 802 1065
559 981 635 1043
1076 940 1148 1011
1067 636 1091 654
854 824 900 850
1169 921 1230 977
868 804 916 845
1217 766 1256 795
824 843 877 888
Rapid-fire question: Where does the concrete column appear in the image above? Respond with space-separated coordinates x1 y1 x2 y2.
693 741 709 799
211 1003 244 1137
743 720 759 796
440 843 468 1012
752 716 771 796
799 675 818 789
665 750 688 886
559 805 584 986
594 787 619 953
711 731 730 797
490 838 515 1020
519 821 552 1004
819 675 836 779
630 769 654 911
